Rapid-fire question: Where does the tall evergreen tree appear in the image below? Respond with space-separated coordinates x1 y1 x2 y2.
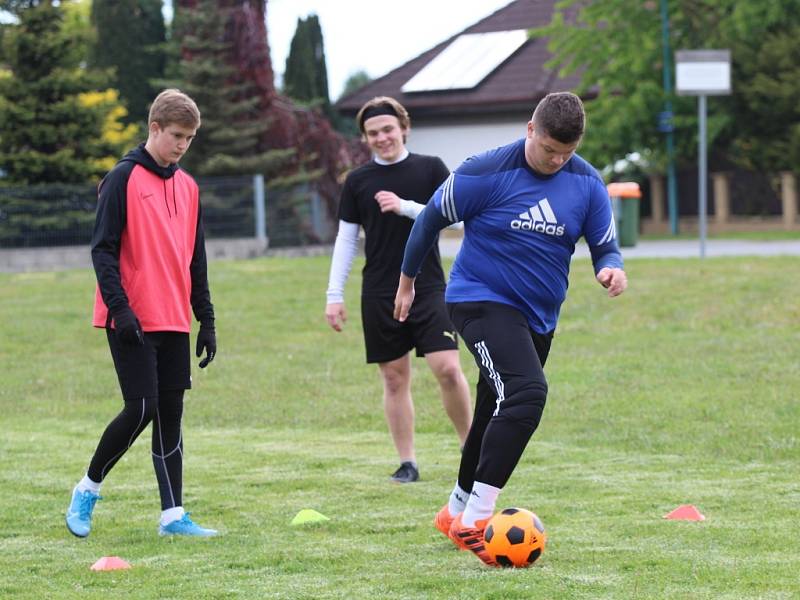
90 0 166 125
306 14 330 112
283 14 330 113
172 0 366 241
283 17 314 100
0 1 127 183
172 0 291 176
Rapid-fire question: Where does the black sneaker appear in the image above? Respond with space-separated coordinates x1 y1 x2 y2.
390 461 419 483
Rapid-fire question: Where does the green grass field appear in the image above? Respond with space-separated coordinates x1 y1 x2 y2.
1 255 798 599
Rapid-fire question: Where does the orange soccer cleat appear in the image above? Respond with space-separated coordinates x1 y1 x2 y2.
448 513 498 567
434 504 458 540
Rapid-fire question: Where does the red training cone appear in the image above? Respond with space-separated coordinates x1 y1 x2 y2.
664 504 705 521
90 556 132 571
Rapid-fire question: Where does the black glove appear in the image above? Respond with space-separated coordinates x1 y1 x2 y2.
196 324 216 368
113 306 144 346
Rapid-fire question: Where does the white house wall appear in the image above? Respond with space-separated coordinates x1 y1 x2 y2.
406 119 527 170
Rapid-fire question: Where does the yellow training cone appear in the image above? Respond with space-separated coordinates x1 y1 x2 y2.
291 509 330 525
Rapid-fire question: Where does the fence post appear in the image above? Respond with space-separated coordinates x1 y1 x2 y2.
310 189 324 239
253 173 267 245
711 172 729 225
781 171 797 229
648 173 665 224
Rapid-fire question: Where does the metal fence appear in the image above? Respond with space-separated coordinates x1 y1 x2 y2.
0 175 337 250
638 168 783 218
0 184 98 248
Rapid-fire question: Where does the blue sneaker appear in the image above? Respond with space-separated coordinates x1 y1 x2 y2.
158 513 218 537
65 488 101 538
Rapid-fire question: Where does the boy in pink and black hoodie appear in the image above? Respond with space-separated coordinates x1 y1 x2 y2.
66 89 218 538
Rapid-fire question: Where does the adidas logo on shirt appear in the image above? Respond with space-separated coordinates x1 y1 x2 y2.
511 198 565 236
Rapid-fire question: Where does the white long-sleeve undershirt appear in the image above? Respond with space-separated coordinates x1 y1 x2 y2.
325 202 463 303
399 199 463 230
326 220 360 304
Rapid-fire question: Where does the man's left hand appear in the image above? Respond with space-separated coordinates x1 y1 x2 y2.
374 190 402 214
596 267 627 297
196 325 217 368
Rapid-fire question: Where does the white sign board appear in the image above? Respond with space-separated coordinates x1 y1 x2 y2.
675 50 731 96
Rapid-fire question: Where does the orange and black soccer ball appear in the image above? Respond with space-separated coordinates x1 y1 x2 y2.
483 507 546 568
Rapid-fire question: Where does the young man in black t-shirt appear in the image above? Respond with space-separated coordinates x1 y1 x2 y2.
325 96 472 483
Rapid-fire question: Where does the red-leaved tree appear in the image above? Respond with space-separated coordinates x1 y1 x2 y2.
176 0 368 240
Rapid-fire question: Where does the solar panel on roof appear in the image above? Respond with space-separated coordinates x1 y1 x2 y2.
401 30 528 93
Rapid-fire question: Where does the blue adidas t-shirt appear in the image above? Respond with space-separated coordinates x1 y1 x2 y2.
402 138 623 334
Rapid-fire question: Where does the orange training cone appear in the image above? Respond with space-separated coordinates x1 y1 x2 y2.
90 556 132 571
664 504 705 521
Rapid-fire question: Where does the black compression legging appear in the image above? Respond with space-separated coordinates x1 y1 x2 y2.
87 389 184 510
448 302 553 491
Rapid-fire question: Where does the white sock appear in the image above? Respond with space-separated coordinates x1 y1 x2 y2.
447 482 469 516
77 474 101 494
461 481 501 527
160 506 185 526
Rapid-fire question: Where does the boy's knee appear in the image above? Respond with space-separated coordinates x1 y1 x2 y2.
123 396 158 422
381 371 408 396
434 362 464 389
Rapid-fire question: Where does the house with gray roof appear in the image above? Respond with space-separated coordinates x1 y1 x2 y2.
335 0 582 169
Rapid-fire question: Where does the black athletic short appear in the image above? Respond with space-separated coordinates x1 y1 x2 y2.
106 330 191 400
448 301 554 403
361 291 459 364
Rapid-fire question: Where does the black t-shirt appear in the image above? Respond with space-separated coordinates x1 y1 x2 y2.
338 153 449 297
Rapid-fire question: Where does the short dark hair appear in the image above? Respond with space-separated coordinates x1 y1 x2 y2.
531 92 585 144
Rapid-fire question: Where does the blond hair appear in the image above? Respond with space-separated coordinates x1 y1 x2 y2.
148 89 201 129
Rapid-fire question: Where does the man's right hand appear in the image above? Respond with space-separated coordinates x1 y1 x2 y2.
393 274 416 322
113 306 144 346
325 302 347 332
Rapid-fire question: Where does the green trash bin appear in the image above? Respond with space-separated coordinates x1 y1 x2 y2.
607 182 641 247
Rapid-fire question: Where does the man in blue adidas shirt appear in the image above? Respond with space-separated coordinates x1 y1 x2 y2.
394 92 627 567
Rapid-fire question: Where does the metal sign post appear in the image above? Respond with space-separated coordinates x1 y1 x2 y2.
675 49 731 258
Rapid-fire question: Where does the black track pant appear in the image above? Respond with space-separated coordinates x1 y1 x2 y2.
87 389 185 510
448 301 553 490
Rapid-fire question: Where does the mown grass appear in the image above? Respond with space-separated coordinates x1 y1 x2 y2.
1 255 798 599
